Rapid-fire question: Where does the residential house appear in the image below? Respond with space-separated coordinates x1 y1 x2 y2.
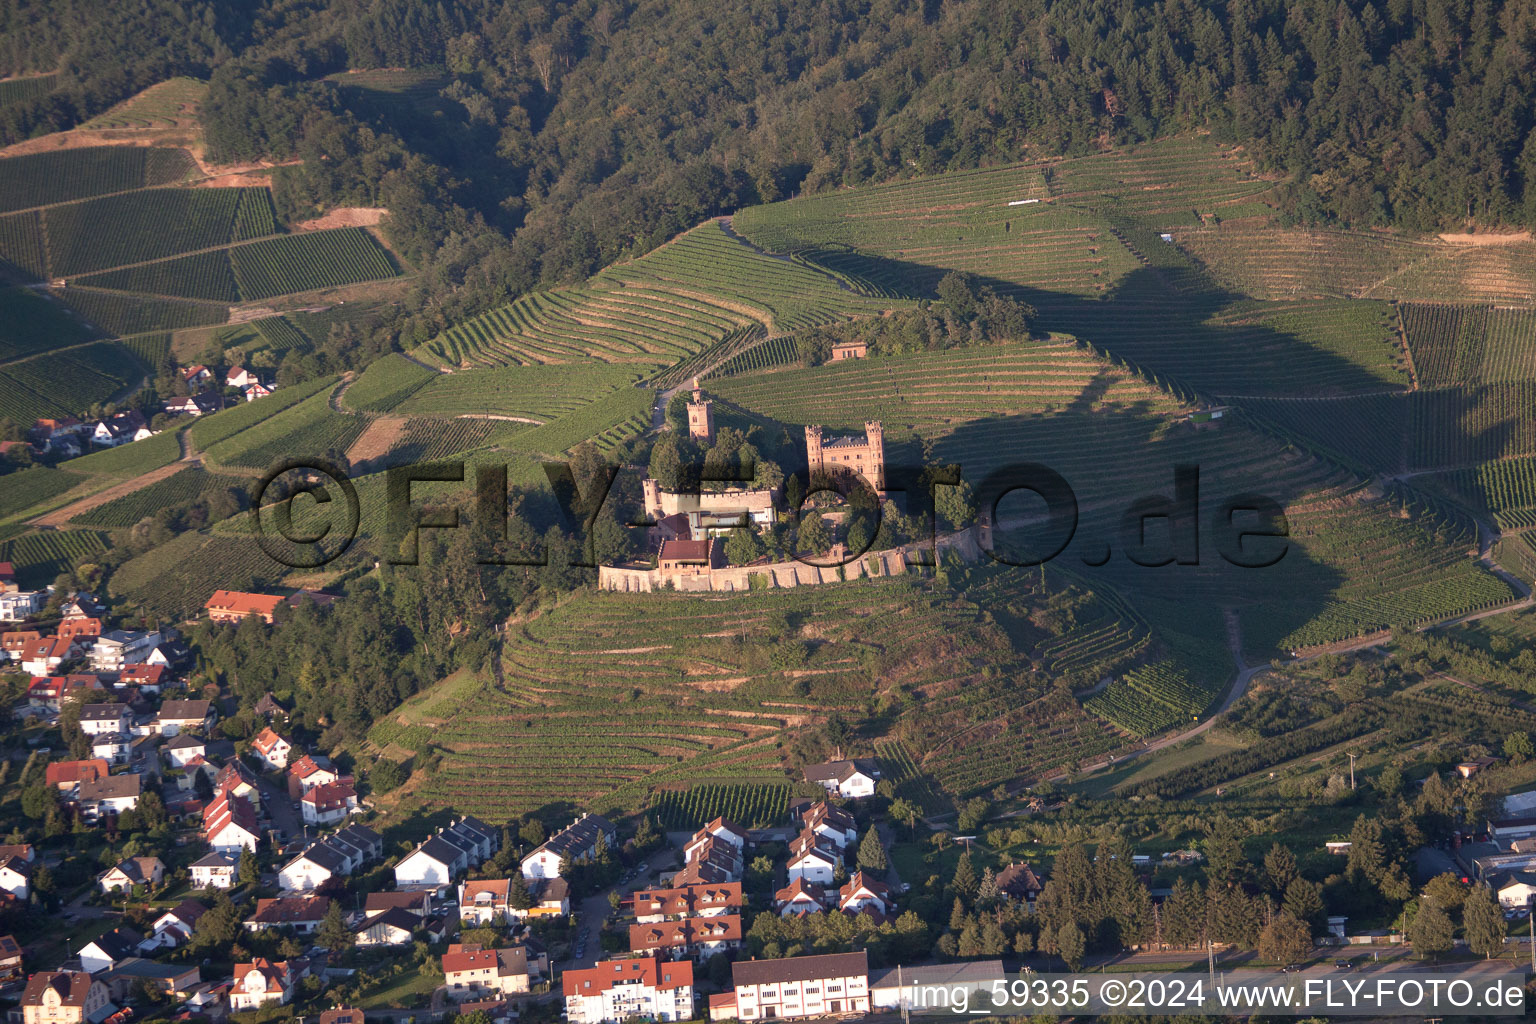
0 933 23 985
87 631 161 672
800 802 859 848
189 851 239 890
225 367 258 390
99 857 164 893
2 629 38 657
786 831 842 886
205 591 285 626
728 951 870 1021
301 780 357 825
521 813 616 879
146 640 190 669
628 916 743 960
57 618 102 642
0 561 14 592
89 733 132 766
77 774 141 822
774 878 826 917
29 674 104 711
21 971 111 1024
287 754 343 797
243 382 273 401
354 907 420 948
214 760 261 806
162 393 223 417
251 727 292 771
99 959 200 1002
163 733 206 768
0 590 45 623
230 959 301 1011
459 879 513 925
527 876 572 917
1492 871 1536 909
244 896 331 935
77 927 144 973
673 836 743 887
119 665 166 693
837 871 892 920
20 635 78 675
803 759 883 799
91 411 149 448
254 693 288 721
633 881 743 923
396 817 500 888
278 844 346 893
995 862 1043 905
79 704 131 738
564 956 695 1024
203 793 260 853
319 1008 364 1024
869 961 1007 1011
145 900 208 950
364 890 434 918
181 365 213 387
442 947 533 1001
157 699 214 736
0 857 30 898
46 759 110 791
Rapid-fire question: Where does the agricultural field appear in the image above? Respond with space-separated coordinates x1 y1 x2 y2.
107 531 290 616
341 353 439 412
60 428 182 478
188 375 337 451
0 74 57 111
0 467 86 523
501 386 653 455
76 249 240 302
1408 384 1536 468
0 146 194 214
0 210 46 278
1420 458 1536 531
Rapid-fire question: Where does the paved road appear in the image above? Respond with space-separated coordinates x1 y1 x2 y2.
558 843 680 973
256 775 303 843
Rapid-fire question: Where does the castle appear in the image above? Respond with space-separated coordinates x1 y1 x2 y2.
804 422 885 492
686 378 714 443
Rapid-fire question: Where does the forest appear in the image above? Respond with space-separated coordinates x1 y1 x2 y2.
3 0 1535 354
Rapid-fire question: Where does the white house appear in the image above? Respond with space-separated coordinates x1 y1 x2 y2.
521 813 616 880
353 907 418 948
225 367 258 390
800 802 859 848
251 728 292 771
77 928 143 973
163 733 206 769
145 900 207 950
1493 870 1536 910
77 774 141 822
301 781 357 826
87 631 161 672
229 960 298 1011
0 590 45 623
786 832 842 887
0 857 31 899
837 871 893 917
564 957 695 1024
190 851 239 890
157 699 214 736
90 733 132 766
394 836 462 888
729 951 869 1021
78 704 130 737
775 877 826 917
99 857 164 894
203 794 260 853
278 845 345 893
803 759 882 799
869 961 1007 1011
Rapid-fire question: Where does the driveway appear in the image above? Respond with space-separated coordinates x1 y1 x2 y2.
255 775 302 841
559 844 679 972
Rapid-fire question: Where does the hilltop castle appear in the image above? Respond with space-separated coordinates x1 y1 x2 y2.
685 378 715 444
805 422 885 493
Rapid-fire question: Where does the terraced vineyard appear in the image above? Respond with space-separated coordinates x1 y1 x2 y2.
0 467 85 522
1045 138 1277 222
203 386 368 470
392 362 650 420
79 77 207 129
1422 458 1536 531
1085 659 1217 736
0 74 57 111
417 221 888 368
502 387 654 455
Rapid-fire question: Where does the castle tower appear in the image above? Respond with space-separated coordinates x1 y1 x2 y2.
642 477 662 520
864 420 885 491
686 378 715 444
804 425 824 477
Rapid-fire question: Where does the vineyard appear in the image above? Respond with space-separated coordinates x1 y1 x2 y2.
0 74 57 112
0 210 46 278
501 387 654 455
1401 303 1536 386
62 429 181 478
648 783 791 829
79 77 207 130
0 467 85 523
342 354 439 412
77 249 240 302
107 531 288 616
0 529 110 588
0 342 146 425
1409 384 1536 468
202 386 367 471
392 362 649 421
71 467 248 528
189 375 337 451
0 146 194 214
52 287 228 334
1084 659 1217 736
706 335 800 378
229 228 398 299
0 287 94 361
45 187 262 275
1423 458 1536 531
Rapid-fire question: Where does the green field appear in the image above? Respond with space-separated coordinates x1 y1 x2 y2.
188 375 337 451
45 187 262 275
341 354 439 412
51 287 229 334
71 466 248 528
0 146 194 214
203 385 366 470
0 467 86 522
0 341 145 424
392 362 652 422
229 228 398 299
